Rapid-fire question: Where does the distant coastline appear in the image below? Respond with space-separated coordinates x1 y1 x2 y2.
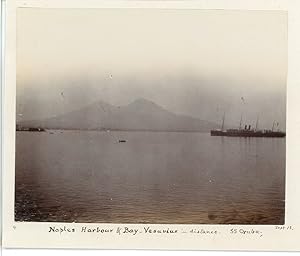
16 126 211 133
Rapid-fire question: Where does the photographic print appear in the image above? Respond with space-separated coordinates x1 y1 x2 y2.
15 8 287 225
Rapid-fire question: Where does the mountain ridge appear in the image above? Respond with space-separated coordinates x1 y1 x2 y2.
17 98 219 132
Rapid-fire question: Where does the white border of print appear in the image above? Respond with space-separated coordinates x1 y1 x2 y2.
2 0 300 251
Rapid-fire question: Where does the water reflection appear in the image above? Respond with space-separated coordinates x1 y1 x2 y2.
15 131 285 224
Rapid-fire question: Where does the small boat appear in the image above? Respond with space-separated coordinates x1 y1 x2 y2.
118 140 127 143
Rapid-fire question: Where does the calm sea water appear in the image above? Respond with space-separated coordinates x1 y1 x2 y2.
15 130 285 224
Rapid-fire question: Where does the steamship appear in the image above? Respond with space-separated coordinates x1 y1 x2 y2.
210 114 286 138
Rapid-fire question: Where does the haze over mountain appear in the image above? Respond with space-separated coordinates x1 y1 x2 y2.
18 98 219 132
17 10 287 130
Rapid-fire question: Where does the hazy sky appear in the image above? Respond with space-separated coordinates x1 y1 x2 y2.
17 8 287 129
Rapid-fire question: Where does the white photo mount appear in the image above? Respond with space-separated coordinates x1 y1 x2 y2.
2 0 300 251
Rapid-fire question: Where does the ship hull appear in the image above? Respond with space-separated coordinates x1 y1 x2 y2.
210 130 226 136
210 130 285 138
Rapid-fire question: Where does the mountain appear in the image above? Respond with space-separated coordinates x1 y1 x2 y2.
18 98 219 132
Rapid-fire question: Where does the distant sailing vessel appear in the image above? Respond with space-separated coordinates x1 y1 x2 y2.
210 113 286 138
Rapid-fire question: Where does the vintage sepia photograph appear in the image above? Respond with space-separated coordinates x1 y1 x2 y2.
15 8 287 225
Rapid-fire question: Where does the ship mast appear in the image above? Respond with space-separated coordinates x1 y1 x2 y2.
272 121 275 132
255 116 259 131
221 112 225 131
239 114 243 130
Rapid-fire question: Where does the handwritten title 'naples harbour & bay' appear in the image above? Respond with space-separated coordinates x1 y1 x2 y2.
48 226 220 235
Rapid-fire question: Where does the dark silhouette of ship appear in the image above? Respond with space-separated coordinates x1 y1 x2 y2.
211 113 286 138
16 125 45 132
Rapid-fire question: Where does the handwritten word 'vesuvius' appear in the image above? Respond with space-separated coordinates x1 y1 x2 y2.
144 227 178 234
